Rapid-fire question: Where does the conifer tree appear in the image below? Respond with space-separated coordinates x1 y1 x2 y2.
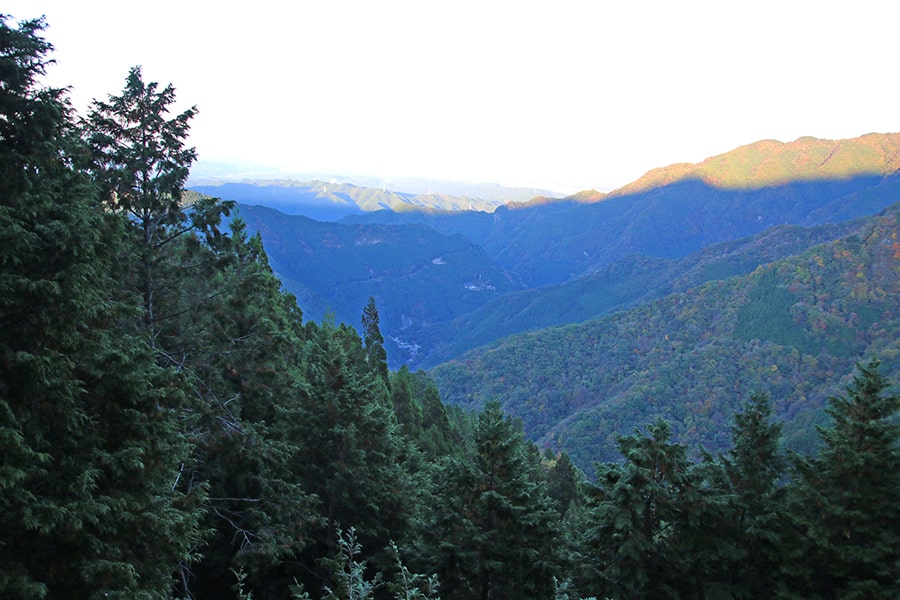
678 392 789 598
389 367 466 460
0 15 204 597
84 65 232 334
172 219 319 598
786 359 899 598
545 451 586 517
425 401 560 599
362 295 389 384
579 419 698 599
83 68 310 597
293 318 415 589
718 392 786 597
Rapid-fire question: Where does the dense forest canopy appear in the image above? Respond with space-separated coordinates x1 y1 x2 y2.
1 14 898 600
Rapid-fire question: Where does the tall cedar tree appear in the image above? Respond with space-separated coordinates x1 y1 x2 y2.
293 318 416 592
170 220 319 599
785 358 899 599
390 366 466 459
85 65 232 334
713 392 787 598
425 401 561 600
81 68 317 598
0 16 204 598
580 419 700 599
362 296 389 385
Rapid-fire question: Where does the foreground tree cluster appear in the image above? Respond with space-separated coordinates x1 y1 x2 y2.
1 16 897 599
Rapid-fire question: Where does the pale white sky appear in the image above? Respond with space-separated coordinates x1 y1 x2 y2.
7 1 899 193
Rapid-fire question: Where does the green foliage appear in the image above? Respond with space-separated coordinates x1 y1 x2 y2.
433 203 900 472
5 12 899 600
0 15 204 597
384 541 440 600
423 401 561 599
785 358 900 598
362 296 389 384
288 318 418 592
172 220 320 597
389 366 467 459
232 204 520 350
734 269 807 347
695 393 789 598
85 65 233 331
288 531 440 600
579 420 700 599
319 528 382 600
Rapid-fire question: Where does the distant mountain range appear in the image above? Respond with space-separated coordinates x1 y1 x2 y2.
200 133 900 471
189 177 562 221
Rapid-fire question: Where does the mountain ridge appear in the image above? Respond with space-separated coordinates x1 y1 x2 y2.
610 132 900 196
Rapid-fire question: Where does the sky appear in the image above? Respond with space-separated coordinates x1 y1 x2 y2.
6 0 899 194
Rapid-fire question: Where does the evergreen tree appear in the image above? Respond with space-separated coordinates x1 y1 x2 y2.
83 67 315 598
717 392 786 597
673 392 789 598
0 16 204 597
424 401 560 599
544 451 586 517
174 219 319 599
293 318 415 591
84 65 232 334
389 367 466 460
390 365 422 439
362 296 389 384
786 359 899 598
579 419 699 599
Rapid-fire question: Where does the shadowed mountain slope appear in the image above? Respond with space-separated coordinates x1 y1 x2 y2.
233 204 524 357
228 133 900 376
429 202 900 472
408 218 864 369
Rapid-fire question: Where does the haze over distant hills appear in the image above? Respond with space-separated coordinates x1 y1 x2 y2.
193 133 900 219
195 133 900 471
189 165 562 220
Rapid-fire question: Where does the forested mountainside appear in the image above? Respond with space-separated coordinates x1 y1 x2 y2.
431 202 900 469
235 159 900 370
408 218 865 369
3 15 899 599
343 171 900 287
232 203 525 347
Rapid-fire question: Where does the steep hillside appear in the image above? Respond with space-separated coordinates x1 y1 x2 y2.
480 173 898 286
229 133 900 372
408 218 862 369
233 204 524 358
429 203 900 472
